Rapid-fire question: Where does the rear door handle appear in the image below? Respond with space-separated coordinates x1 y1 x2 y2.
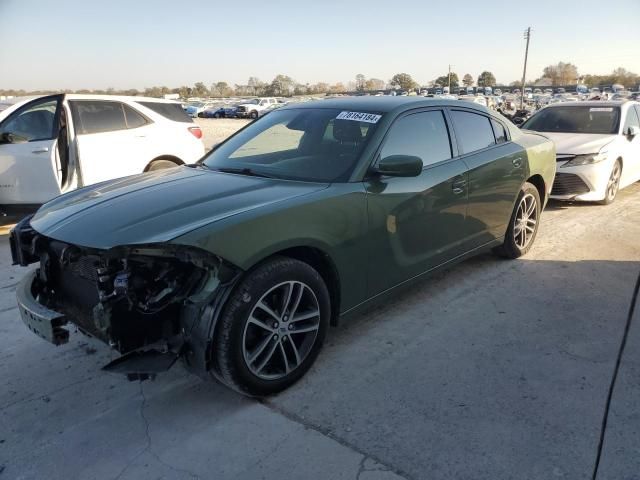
32 147 49 154
512 157 523 168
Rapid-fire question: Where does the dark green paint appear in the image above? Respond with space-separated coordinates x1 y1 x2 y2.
29 99 555 318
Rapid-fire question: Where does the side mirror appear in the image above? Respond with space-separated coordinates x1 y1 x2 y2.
513 117 526 126
374 155 423 177
627 125 639 137
0 132 24 144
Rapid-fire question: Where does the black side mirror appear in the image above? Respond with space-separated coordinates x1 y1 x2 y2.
374 155 423 177
0 132 27 144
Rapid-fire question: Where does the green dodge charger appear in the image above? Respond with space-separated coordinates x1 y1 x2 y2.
11 97 555 395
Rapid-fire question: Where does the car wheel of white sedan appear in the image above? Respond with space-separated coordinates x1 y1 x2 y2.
600 160 622 205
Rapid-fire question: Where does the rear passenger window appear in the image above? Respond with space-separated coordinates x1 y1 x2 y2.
137 102 193 123
380 110 452 167
450 110 496 153
491 119 508 143
123 104 149 129
71 101 127 134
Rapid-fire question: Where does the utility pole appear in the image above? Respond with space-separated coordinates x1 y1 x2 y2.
448 64 452 91
520 27 531 110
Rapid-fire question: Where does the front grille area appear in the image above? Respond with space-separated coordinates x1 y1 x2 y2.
551 173 591 196
236 106 246 113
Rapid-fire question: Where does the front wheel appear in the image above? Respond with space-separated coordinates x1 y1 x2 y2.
599 160 622 205
494 182 541 259
212 257 330 396
250 110 259 119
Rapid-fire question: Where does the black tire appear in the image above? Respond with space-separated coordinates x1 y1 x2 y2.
494 181 541 259
212 256 330 396
213 112 221 118
146 159 179 171
250 110 259 119
599 160 622 205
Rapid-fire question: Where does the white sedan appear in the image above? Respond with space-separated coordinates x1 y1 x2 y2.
522 101 640 204
0 94 205 210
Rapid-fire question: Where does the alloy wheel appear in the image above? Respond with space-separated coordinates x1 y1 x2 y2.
242 281 321 380
606 163 621 202
513 193 538 249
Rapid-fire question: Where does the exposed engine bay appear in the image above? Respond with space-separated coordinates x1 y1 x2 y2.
11 215 240 379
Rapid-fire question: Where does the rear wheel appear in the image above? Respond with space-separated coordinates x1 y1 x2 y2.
599 160 622 205
146 159 179 171
494 182 541 259
212 257 330 396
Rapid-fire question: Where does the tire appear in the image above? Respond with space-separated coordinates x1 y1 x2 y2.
213 112 221 118
212 256 330 396
250 110 259 119
494 182 541 259
599 160 622 205
146 159 179 171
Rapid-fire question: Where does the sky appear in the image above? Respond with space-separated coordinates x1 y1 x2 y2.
1 0 639 91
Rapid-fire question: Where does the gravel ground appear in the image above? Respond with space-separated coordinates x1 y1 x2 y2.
195 118 250 150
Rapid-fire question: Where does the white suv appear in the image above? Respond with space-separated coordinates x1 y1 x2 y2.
0 94 205 210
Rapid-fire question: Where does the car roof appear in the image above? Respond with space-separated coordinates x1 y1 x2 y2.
280 96 491 115
3 94 181 104
544 100 637 108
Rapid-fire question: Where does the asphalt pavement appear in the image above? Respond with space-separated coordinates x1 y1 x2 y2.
1 184 639 480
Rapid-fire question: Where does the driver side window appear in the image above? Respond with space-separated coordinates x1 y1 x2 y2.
0 98 58 142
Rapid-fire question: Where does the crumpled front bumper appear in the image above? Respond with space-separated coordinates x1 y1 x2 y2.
16 270 69 345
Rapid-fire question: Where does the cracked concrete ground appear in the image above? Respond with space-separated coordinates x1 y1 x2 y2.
1 184 639 480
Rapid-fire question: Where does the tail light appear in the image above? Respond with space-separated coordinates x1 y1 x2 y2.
188 126 203 139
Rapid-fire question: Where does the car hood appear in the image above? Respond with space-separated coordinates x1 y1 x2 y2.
538 132 616 155
30 166 328 249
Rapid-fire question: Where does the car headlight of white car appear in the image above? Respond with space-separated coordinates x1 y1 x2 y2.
561 152 607 167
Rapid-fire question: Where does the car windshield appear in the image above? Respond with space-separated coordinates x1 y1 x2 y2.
522 106 621 134
202 108 382 182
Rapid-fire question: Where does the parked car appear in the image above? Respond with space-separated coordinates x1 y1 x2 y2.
11 97 555 396
185 102 209 118
258 102 285 117
0 94 205 211
236 98 279 119
522 101 640 203
459 96 488 107
200 106 225 118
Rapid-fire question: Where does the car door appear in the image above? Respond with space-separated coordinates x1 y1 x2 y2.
448 109 526 247
69 100 152 186
364 109 470 296
0 95 66 205
619 106 640 186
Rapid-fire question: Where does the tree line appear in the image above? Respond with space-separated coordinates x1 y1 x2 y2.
2 65 637 99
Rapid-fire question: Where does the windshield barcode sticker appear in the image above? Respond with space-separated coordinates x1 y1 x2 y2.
590 107 613 112
336 111 382 123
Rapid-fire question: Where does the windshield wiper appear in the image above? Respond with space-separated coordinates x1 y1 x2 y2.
213 167 274 179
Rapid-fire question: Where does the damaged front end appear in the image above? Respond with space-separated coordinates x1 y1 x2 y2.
11 215 241 380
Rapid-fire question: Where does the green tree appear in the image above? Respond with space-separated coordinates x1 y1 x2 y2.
193 82 209 97
390 73 417 90
541 62 578 86
462 74 474 87
365 78 385 91
434 73 459 88
267 74 295 96
210 82 233 97
477 71 497 87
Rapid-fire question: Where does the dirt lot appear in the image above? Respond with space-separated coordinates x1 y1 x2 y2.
195 117 250 150
1 156 639 478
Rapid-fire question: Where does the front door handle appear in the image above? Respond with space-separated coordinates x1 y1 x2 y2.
32 147 49 154
452 178 467 195
512 157 523 168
